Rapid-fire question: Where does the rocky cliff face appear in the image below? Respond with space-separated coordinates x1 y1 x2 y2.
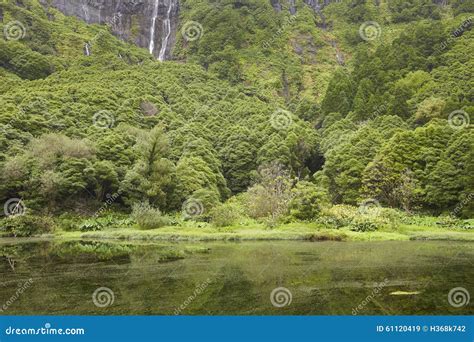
41 0 179 60
41 0 345 60
270 0 337 14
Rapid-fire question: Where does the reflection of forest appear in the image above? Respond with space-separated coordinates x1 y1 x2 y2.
0 240 473 315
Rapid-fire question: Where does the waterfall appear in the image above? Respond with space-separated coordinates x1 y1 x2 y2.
149 0 160 55
158 0 173 61
82 4 90 21
84 42 91 56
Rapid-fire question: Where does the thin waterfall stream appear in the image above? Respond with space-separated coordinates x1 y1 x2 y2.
149 0 160 55
158 0 173 61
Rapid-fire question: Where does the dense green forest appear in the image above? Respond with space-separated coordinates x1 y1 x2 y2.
0 0 472 238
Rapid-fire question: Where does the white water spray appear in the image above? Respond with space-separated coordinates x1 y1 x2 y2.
149 0 160 55
158 0 173 61
82 4 90 21
84 42 91 56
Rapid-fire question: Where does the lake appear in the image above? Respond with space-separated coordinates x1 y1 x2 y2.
0 238 472 315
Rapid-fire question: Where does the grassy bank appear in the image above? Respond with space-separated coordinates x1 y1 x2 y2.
2 207 473 243
51 222 474 243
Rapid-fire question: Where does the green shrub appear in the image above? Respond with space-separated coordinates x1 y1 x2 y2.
377 208 404 224
318 205 358 228
132 202 170 229
289 181 327 221
0 215 54 237
62 214 135 232
436 216 472 230
78 218 104 232
182 189 220 221
350 218 379 232
52 241 133 261
0 41 54 80
316 216 345 228
58 214 79 232
210 202 243 227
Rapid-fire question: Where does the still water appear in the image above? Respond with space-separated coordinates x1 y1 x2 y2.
0 239 472 315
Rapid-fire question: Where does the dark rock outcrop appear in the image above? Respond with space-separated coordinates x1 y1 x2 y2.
40 0 179 60
270 0 282 12
270 0 336 17
288 0 296 15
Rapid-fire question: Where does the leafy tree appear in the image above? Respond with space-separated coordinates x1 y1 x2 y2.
289 181 327 220
121 126 174 209
245 163 294 226
321 69 355 117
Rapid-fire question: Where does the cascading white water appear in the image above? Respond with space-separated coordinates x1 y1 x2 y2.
82 4 90 21
158 0 173 61
149 0 160 55
84 43 91 56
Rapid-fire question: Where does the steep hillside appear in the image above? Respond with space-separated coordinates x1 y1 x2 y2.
0 0 473 230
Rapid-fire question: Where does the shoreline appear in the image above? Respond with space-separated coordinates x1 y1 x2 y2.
2 225 473 243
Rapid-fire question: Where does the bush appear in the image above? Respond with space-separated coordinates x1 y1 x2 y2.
210 202 243 227
52 241 134 261
78 218 104 232
244 163 293 223
0 41 54 80
350 217 379 232
131 202 170 229
318 205 358 228
436 216 472 230
63 214 135 232
288 181 327 221
0 215 54 237
182 189 220 221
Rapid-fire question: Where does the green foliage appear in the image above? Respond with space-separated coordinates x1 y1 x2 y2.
0 40 54 80
131 202 170 229
318 204 358 228
244 163 293 225
350 217 379 232
388 0 442 22
78 218 104 232
0 215 54 237
120 126 174 210
210 202 243 227
52 241 133 261
288 181 327 221
0 0 473 226
436 216 473 230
